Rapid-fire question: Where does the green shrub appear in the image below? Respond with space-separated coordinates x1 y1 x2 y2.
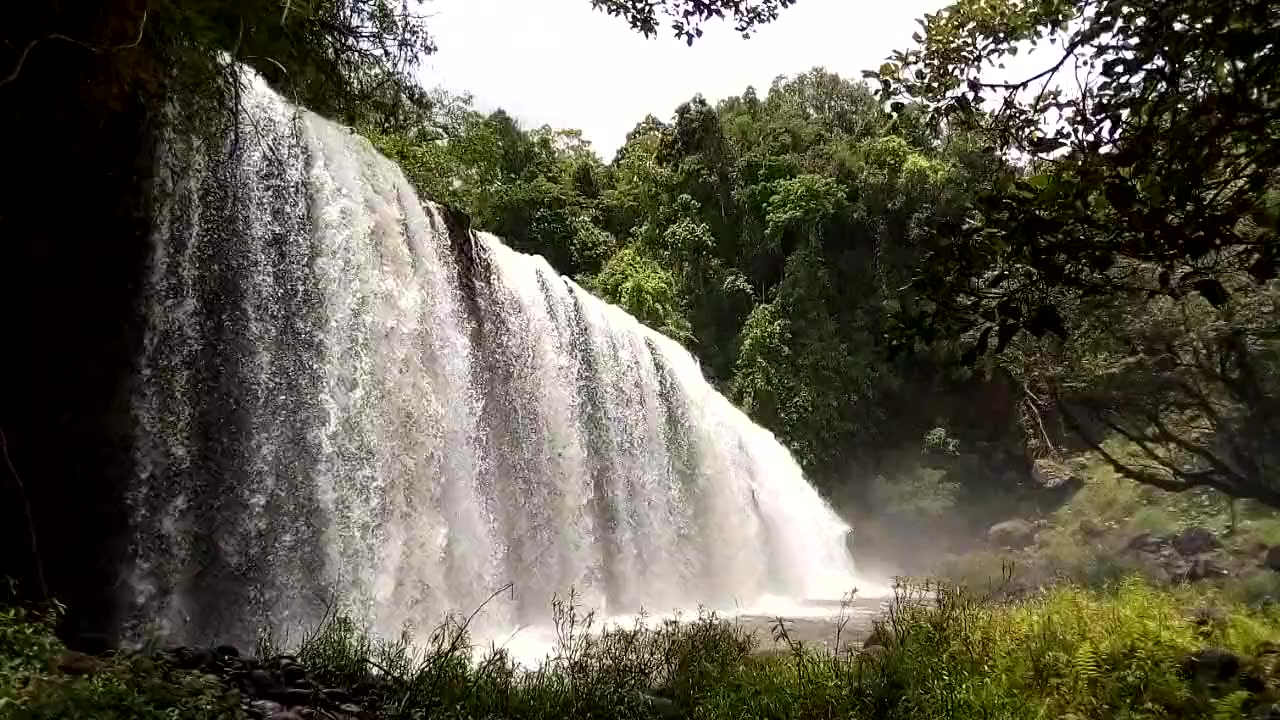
6 578 1280 720
0 603 240 720
853 578 1280 720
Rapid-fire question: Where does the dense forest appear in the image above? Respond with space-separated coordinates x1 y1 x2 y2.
4 0 1280 718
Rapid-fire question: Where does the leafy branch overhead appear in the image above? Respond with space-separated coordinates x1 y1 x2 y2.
868 0 1280 353
590 0 796 44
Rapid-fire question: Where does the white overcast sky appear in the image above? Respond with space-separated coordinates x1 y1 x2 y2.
418 0 948 158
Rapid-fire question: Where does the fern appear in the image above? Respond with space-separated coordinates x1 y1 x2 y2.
1213 690 1253 720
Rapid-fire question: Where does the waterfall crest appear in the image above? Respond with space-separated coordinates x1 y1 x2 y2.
128 69 858 649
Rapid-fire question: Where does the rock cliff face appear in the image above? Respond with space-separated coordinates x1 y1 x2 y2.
0 41 153 649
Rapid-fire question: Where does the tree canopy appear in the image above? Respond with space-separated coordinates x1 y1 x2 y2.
868 0 1280 349
591 0 796 43
865 0 1280 503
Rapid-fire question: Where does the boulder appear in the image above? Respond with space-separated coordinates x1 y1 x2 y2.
1253 703 1280 720
988 519 1036 549
1186 556 1231 582
638 692 682 720
1030 458 1082 490
1265 545 1280 572
213 644 241 660
321 688 355 705
1174 526 1220 556
280 662 309 686
248 700 284 719
1182 647 1241 683
55 650 102 675
1126 532 1170 553
167 646 214 671
248 669 279 696
282 688 315 707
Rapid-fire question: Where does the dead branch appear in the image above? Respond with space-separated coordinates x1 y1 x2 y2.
0 9 147 90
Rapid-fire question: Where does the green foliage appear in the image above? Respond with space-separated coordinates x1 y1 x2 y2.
0 605 63 676
876 0 1280 343
858 579 1280 720
9 579 1280 719
590 0 796 43
870 467 960 518
0 604 240 719
3 0 441 141
590 245 693 342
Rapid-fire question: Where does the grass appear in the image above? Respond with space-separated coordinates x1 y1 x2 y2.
6 578 1280 719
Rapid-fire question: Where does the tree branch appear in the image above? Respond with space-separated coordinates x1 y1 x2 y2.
0 9 147 90
0 426 47 603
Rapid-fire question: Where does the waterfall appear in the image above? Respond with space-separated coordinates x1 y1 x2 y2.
126 69 859 651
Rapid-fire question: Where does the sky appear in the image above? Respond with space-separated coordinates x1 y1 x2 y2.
418 0 948 159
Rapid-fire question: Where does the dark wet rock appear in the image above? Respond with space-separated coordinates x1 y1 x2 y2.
322 688 355 705
248 669 278 695
168 646 215 671
56 650 102 675
639 691 681 720
1242 671 1269 694
1186 556 1231 582
1182 647 1241 682
1174 526 1220 556
247 700 284 719
267 712 305 720
351 680 383 697
336 703 364 716
214 644 241 660
1265 545 1280 572
282 687 316 706
988 519 1036 549
280 662 308 685
1126 532 1170 553
1253 702 1280 720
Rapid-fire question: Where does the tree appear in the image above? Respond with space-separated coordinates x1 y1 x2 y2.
2 0 438 135
870 0 1280 352
1008 281 1280 505
590 0 796 44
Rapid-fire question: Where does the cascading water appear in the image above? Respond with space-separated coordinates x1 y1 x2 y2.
127 69 860 652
